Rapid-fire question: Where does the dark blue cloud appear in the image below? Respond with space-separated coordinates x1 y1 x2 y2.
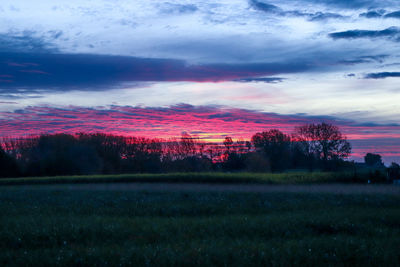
339 59 369 65
338 54 388 65
301 0 389 9
364 72 400 79
308 12 345 21
329 27 400 40
234 77 285 83
250 1 345 21
359 10 400 19
250 0 381 11
293 11 345 21
0 52 312 95
359 10 385 18
385 11 400 18
249 0 280 14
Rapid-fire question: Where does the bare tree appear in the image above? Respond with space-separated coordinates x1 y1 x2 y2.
179 132 197 157
293 122 351 170
223 136 234 154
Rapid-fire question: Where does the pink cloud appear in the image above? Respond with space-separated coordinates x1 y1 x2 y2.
1 104 400 162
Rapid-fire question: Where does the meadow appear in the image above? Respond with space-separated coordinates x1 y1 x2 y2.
1 182 399 266
0 171 376 186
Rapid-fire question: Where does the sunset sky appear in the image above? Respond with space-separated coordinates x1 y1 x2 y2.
0 0 399 163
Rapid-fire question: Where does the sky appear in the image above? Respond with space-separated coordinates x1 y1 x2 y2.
0 0 399 163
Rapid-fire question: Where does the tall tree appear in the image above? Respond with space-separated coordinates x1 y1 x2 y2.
364 153 384 167
251 129 291 172
0 145 19 177
293 122 351 170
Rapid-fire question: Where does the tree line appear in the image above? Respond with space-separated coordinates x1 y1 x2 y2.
0 122 353 177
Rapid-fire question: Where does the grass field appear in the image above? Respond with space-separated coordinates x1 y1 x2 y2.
0 171 375 186
1 184 399 266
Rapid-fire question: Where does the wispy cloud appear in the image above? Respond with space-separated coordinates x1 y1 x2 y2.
300 0 393 9
364 72 400 79
233 77 285 83
158 3 198 15
1 104 399 141
0 31 58 53
249 0 345 21
329 27 400 40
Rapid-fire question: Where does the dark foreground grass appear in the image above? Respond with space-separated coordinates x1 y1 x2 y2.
0 171 371 186
0 186 399 266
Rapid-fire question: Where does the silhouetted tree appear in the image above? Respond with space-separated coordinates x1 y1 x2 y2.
179 133 197 158
294 122 351 171
251 129 291 172
390 162 400 169
1 125 358 177
290 141 309 170
245 141 252 152
364 153 384 167
387 162 400 182
78 133 124 173
0 145 19 177
223 137 234 154
20 134 101 176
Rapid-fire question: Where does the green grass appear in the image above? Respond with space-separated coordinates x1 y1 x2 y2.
0 186 399 266
0 171 368 186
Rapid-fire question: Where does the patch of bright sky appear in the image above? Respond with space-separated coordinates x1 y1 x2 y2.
2 73 398 127
0 0 398 62
0 0 399 126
